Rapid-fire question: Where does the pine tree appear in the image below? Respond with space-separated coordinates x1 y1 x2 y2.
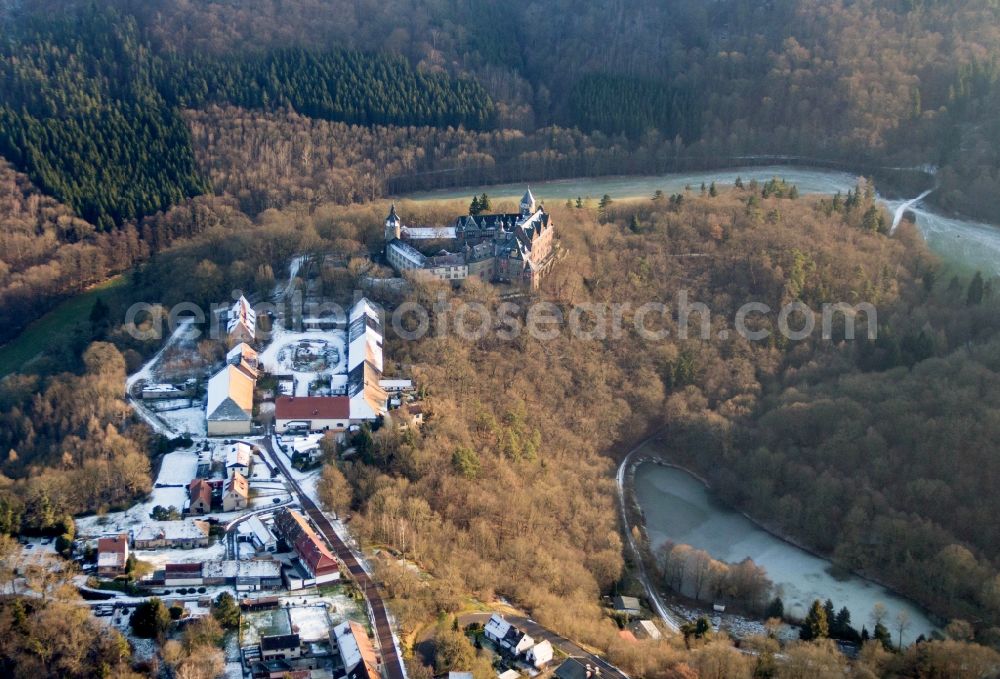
469 195 481 216
709 182 718 197
801 599 829 640
765 596 784 620
967 271 985 305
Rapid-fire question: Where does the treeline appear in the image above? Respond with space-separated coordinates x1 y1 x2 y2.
656 542 773 614
162 48 494 130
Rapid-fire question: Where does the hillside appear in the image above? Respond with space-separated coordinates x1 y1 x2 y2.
7 0 1000 220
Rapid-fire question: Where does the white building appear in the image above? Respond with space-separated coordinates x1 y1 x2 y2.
347 299 387 421
228 295 257 343
206 365 255 436
240 515 278 552
331 620 380 679
484 614 535 656
133 520 211 549
526 640 553 668
225 442 253 476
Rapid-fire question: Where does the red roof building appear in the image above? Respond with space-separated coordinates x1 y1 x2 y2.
188 478 212 514
97 534 129 577
274 508 340 580
274 396 351 434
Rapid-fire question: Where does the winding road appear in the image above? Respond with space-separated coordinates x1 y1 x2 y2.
615 434 681 634
259 431 408 679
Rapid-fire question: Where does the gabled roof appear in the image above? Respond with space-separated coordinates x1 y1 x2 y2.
188 478 212 506
274 508 338 577
207 366 255 422
349 363 387 420
227 342 259 378
228 295 256 340
226 471 249 498
275 395 350 421
97 534 128 569
613 595 641 612
333 620 379 678
226 442 252 469
521 188 536 207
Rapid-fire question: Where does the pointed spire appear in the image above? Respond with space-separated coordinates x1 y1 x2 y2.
387 202 399 222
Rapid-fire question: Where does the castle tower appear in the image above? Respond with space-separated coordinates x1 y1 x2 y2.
519 188 536 217
385 203 401 242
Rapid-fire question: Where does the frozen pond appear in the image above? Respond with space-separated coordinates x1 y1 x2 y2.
405 165 1000 276
634 461 937 645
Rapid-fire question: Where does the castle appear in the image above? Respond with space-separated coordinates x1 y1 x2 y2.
384 189 556 289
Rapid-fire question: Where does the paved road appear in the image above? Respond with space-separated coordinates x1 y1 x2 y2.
615 432 681 633
458 613 629 679
260 434 407 679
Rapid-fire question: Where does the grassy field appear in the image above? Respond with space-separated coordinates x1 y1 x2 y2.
0 275 126 377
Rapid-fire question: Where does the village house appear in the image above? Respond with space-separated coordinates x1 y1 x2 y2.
226 442 253 477
147 560 282 591
378 378 413 393
97 534 129 577
273 508 340 587
132 519 211 550
240 514 278 553
331 620 380 679
388 402 424 430
228 295 257 345
526 640 553 669
249 660 313 679
384 190 556 289
141 383 189 400
187 478 213 515
274 396 350 435
202 559 283 591
223 471 249 512
484 614 535 656
206 364 255 436
260 633 302 662
612 595 641 618
554 658 596 679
